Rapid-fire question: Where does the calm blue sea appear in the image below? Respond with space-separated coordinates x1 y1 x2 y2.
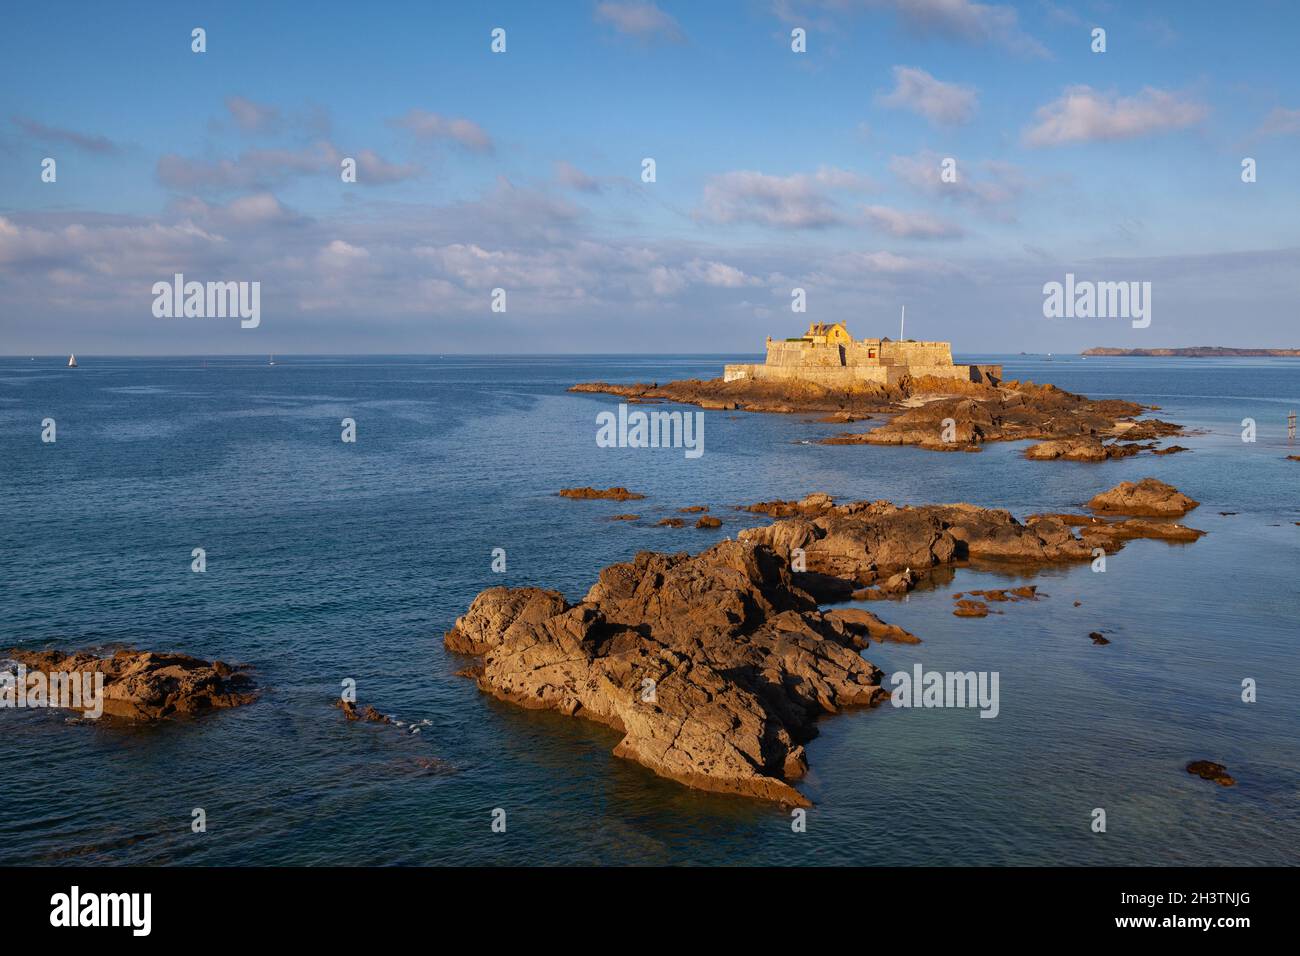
0 354 1297 866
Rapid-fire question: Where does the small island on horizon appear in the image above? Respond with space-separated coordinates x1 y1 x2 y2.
1083 346 1300 357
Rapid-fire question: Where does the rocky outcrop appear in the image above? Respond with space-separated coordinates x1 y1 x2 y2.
823 381 1182 456
740 493 835 518
559 486 645 501
335 699 392 723
695 516 722 528
822 607 920 644
572 377 1184 458
570 377 903 416
1024 438 1110 461
445 540 894 806
1028 513 1206 544
953 586 1041 605
1086 478 1199 516
5 647 256 721
448 481 1207 806
735 488 1203 595
950 587 1043 618
1023 437 1164 461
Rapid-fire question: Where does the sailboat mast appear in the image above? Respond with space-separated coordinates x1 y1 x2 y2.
900 305 905 341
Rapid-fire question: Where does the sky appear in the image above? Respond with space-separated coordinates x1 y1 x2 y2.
1 0 1298 355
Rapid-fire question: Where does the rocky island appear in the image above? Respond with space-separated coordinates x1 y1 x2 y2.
574 322 1185 457
3 647 256 721
447 480 1203 805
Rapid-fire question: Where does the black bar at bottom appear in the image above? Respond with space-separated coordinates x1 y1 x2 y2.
0 865 1283 939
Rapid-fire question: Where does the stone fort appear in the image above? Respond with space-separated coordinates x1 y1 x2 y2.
724 321 1001 387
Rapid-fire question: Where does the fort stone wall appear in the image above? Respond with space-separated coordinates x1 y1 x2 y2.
726 323 999 387
723 362 1002 385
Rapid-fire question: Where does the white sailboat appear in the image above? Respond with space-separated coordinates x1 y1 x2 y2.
67 354 77 368
268 354 276 366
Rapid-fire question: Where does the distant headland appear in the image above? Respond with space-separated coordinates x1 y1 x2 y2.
1083 346 1300 357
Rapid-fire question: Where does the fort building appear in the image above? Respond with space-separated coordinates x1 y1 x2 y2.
724 321 1001 387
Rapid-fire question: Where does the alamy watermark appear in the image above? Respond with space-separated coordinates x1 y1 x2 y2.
1 665 104 718
152 273 261 328
596 404 704 459
1042 273 1150 328
890 664 999 718
50 886 151 936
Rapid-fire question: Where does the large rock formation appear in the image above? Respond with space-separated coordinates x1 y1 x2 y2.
736 485 1204 593
4 647 256 721
571 377 1184 457
570 377 903 415
1086 478 1199 516
446 540 889 806
447 482 1203 805
829 383 1182 455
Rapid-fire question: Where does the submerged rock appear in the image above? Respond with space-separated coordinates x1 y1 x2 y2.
446 540 892 806
953 599 991 618
5 647 255 721
1186 760 1236 786
335 699 392 723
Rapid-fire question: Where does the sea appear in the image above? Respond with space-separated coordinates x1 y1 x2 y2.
0 354 1296 866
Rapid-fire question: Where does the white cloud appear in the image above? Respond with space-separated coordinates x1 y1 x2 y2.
696 167 875 229
877 66 977 125
1023 85 1207 146
225 95 281 134
555 161 601 193
156 142 339 190
1257 107 1300 137
890 150 1025 209
594 2 685 42
10 116 118 154
353 149 422 184
389 109 494 152
787 0 1046 56
319 239 370 269
862 205 963 239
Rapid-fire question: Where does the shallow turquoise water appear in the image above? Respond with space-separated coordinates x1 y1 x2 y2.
0 354 1296 865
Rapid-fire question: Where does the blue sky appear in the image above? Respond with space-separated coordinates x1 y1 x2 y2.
2 0 1298 354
